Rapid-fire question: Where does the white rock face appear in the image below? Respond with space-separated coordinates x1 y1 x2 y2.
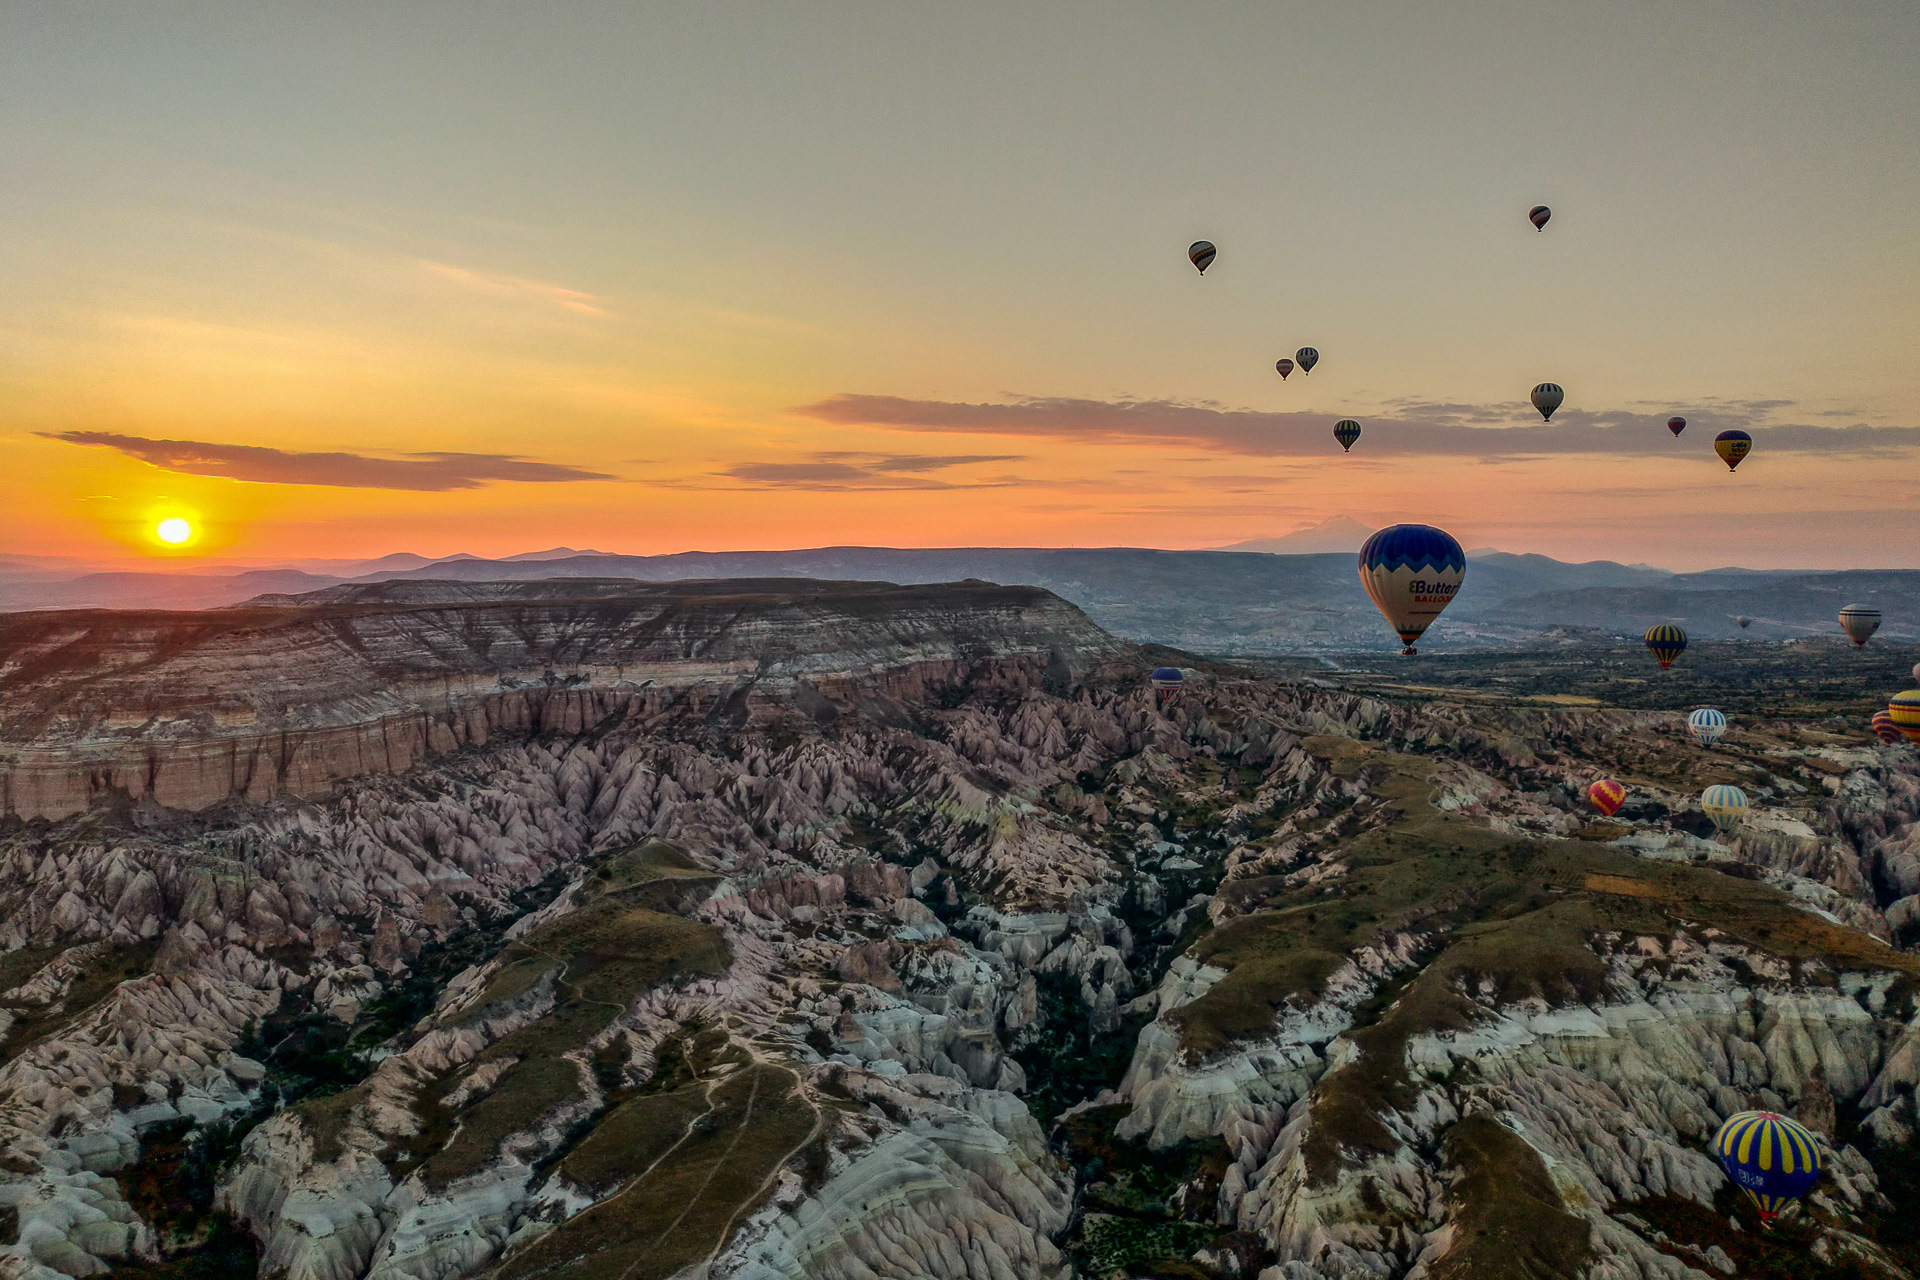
715 1075 1073 1280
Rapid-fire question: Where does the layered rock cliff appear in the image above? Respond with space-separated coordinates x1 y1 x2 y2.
0 578 1120 820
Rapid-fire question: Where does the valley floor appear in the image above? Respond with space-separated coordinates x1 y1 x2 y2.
2 637 1919 1280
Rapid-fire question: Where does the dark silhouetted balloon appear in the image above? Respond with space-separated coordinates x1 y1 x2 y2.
1358 525 1464 656
1189 241 1216 274
1645 624 1687 670
1668 416 1686 436
1715 429 1753 471
1334 420 1361 452
1275 358 1294 380
1295 347 1319 375
1737 616 1752 628
1531 383 1564 421
1529 205 1551 231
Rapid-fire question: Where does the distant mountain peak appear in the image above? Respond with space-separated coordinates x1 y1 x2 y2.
1217 515 1374 555
500 547 612 562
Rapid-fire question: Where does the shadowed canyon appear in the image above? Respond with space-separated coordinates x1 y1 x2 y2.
0 579 1917 1280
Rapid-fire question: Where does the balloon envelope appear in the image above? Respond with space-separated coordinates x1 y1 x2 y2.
1890 691 1920 744
1358 525 1465 656
1189 241 1216 274
1334 420 1361 452
1587 779 1626 816
1295 347 1319 374
1701 784 1750 833
1688 707 1727 747
1715 429 1753 471
1873 711 1902 745
1667 416 1686 436
1531 383 1564 421
1838 605 1881 648
1737 617 1752 628
1529 205 1551 230
1645 625 1688 670
1275 358 1294 379
1712 1111 1821 1221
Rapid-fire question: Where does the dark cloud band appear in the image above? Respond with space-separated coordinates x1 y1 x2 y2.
796 394 1920 459
43 432 615 491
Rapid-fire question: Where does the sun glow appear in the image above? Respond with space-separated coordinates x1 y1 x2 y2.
155 517 193 545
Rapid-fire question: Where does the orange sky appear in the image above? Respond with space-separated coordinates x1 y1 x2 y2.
4 4 1918 572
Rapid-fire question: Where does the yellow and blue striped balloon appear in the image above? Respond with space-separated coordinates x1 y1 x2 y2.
1712 1111 1821 1221
1645 624 1688 670
1701 784 1749 834
1889 690 1920 744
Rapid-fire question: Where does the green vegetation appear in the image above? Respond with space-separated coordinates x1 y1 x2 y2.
0 940 159 1066
1062 1106 1247 1278
1012 969 1150 1124
396 842 729 1190
494 1060 816 1280
1430 1114 1591 1280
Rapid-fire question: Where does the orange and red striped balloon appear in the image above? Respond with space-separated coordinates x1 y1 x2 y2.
1587 779 1626 816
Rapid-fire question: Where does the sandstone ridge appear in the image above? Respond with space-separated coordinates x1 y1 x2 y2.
0 578 1123 819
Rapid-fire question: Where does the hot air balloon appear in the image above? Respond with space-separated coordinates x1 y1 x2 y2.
1913 663 1920 685
1531 383 1564 421
1701 784 1749 834
1189 241 1216 274
1587 779 1626 816
1295 347 1319 375
1688 707 1727 747
1645 624 1688 670
1275 358 1294 380
1334 420 1362 452
1358 524 1465 657
1737 617 1752 629
1837 605 1881 648
1529 205 1551 231
1872 711 1901 745
1890 691 1920 744
1712 1111 1822 1223
1149 667 1185 704
1714 429 1752 471
1667 416 1686 436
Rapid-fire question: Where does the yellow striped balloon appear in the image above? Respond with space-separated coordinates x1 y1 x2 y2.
1890 690 1920 745
1701 784 1749 834
1645 624 1687 670
1712 1110 1821 1221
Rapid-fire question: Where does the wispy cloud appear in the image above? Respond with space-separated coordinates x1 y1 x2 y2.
417 260 609 316
797 394 1920 459
714 451 1025 491
45 432 615 491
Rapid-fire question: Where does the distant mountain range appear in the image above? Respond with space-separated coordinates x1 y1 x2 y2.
2 544 1913 654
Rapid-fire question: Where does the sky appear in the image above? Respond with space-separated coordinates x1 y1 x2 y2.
3 2 1918 571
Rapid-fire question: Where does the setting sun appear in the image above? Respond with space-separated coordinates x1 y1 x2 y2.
155 517 193 545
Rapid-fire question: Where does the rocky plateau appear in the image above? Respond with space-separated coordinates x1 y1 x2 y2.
0 577 1915 1280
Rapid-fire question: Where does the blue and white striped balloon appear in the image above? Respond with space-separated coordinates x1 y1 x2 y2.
1687 707 1727 747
